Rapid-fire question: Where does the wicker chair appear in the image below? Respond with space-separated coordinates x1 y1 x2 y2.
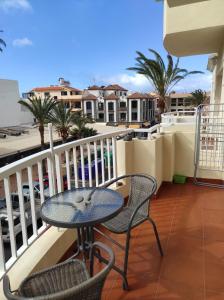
95 174 163 290
3 242 114 300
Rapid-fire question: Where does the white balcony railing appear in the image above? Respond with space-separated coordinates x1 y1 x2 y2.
0 124 161 279
161 110 196 124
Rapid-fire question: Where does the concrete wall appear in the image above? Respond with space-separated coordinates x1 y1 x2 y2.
0 79 33 127
164 0 224 56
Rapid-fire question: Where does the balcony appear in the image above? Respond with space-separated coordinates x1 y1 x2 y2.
161 110 196 125
0 122 224 299
163 0 224 56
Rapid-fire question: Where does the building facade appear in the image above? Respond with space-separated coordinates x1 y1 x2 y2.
0 79 33 127
24 81 156 124
82 85 156 123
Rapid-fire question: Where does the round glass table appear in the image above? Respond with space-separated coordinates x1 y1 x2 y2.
41 187 124 260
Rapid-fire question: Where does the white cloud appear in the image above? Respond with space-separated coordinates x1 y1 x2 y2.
97 73 152 92
98 72 212 93
13 37 33 47
0 0 32 11
174 73 212 92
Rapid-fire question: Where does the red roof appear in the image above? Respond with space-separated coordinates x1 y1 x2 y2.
32 86 81 92
104 93 119 100
88 85 104 90
127 92 151 99
82 93 97 100
104 84 128 91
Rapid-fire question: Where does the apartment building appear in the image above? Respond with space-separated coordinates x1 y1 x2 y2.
24 78 83 112
169 92 192 112
83 84 156 123
24 80 156 124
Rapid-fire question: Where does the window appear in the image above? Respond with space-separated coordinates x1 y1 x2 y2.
109 114 114 122
98 103 104 110
120 102 126 108
178 98 184 105
53 96 58 100
74 102 81 108
44 92 50 97
86 102 92 110
70 91 80 95
98 113 104 120
108 102 114 111
61 91 67 96
123 92 127 96
132 112 138 121
171 99 176 106
120 113 126 121
131 101 138 109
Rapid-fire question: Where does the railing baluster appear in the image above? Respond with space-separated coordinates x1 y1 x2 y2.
106 138 111 181
65 150 71 190
27 166 38 237
0 222 6 275
87 143 92 187
47 157 55 197
37 162 45 205
112 137 117 179
94 141 99 186
16 171 28 246
55 153 63 193
80 145 85 187
100 139 105 184
4 177 17 258
72 147 78 188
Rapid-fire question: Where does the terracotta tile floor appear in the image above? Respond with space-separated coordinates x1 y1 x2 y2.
94 183 224 300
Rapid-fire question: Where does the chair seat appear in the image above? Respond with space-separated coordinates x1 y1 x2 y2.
102 207 147 233
19 259 90 298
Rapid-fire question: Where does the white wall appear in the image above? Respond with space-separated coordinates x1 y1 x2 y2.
0 79 33 127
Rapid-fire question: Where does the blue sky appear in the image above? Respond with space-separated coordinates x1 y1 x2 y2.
0 0 211 94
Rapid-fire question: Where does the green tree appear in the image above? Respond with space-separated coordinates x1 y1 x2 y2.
49 102 74 143
0 30 6 52
189 89 209 107
128 49 203 118
19 96 57 149
70 113 96 139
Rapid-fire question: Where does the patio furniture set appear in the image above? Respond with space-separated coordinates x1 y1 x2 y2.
3 174 163 300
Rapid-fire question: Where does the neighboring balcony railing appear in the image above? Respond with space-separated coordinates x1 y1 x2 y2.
161 110 196 124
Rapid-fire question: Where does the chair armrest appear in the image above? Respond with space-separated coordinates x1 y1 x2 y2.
90 242 114 268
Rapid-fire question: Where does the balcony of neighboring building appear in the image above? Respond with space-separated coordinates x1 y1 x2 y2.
163 0 224 56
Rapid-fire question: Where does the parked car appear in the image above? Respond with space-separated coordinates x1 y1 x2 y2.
0 193 41 243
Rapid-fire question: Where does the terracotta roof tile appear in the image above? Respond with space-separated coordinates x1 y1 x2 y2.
32 86 81 92
127 92 151 99
82 93 97 100
104 84 128 91
88 85 104 90
104 93 119 100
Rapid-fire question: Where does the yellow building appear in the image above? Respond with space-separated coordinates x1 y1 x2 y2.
163 0 224 104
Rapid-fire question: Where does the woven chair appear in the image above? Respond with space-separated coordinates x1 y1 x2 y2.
3 242 114 300
94 174 163 290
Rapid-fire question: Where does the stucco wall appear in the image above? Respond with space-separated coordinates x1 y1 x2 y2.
0 79 33 127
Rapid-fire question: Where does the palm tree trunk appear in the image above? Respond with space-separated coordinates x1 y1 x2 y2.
157 97 165 122
39 124 45 150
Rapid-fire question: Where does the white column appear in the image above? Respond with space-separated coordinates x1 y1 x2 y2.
220 63 224 104
106 101 109 122
91 100 95 119
129 100 132 122
137 99 141 122
84 101 87 114
210 65 217 105
114 100 117 122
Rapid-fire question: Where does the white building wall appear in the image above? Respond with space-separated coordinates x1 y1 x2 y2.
0 79 33 127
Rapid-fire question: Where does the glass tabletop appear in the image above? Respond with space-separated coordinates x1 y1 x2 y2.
41 187 124 228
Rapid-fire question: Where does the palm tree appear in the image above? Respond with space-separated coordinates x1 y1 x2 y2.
127 49 203 118
19 96 57 149
70 113 96 139
0 30 6 52
49 102 74 143
189 89 209 107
